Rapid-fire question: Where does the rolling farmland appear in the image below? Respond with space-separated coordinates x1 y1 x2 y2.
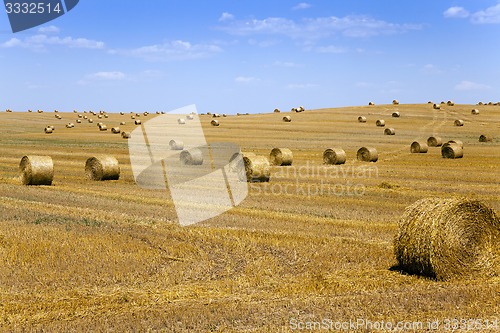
0 103 499 332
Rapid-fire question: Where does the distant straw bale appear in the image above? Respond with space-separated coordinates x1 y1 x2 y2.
479 135 492 142
384 128 396 135
85 156 120 181
357 147 378 162
169 139 184 150
243 155 270 182
410 141 428 153
269 148 293 166
323 148 346 165
180 149 204 165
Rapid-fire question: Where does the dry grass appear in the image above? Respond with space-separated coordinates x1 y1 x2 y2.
0 103 499 331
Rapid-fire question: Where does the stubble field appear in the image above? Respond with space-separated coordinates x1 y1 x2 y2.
0 103 499 332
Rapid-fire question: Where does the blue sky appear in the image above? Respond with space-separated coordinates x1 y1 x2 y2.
1 1 500 114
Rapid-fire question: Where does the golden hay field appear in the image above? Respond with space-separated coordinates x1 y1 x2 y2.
0 103 499 332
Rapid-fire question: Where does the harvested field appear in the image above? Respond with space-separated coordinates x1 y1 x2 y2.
0 103 499 331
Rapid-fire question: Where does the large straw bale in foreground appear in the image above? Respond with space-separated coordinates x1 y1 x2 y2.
19 155 54 186
394 197 500 280
427 136 442 147
85 156 120 181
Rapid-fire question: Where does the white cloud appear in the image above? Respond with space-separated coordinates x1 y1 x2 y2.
218 15 422 39
273 61 301 67
88 71 126 80
292 3 311 10
315 45 347 53
286 83 317 89
219 12 234 22
235 76 259 83
78 71 126 85
444 3 500 24
112 40 222 61
38 25 60 33
471 2 500 24
454 80 491 91
0 34 104 51
421 64 443 75
443 6 469 18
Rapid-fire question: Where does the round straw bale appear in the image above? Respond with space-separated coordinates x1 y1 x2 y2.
97 122 103 127
427 136 442 147
187 114 194 120
392 111 400 118
393 197 500 280
98 115 103 119
433 103 441 110
270 148 293 166
104 114 109 118
76 119 82 123
85 156 120 181
392 99 399 105
83 116 88 119
323 148 346 165
121 132 131 139
454 119 464 126
376 119 385 127
19 155 54 186
207 112 212 115
99 125 108 131
119 121 125 125
178 118 186 125
222 114 227 117
410 141 428 153
213 113 221 118
211 120 220 126
243 155 270 182
131 115 136 119
135 120 142 125
274 108 280 113
444 140 463 148
441 144 463 159
180 149 204 165
479 135 492 142
44 127 53 134
78 114 83 118
88 119 93 123
120 112 124 115
384 128 396 135
358 116 367 123
282 116 292 122
447 100 455 106
471 109 480 115
111 127 121 134
169 139 184 150
66 123 74 128
368 102 375 105
37 110 43 113
357 147 378 162
73 110 78 113
28 109 33 112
